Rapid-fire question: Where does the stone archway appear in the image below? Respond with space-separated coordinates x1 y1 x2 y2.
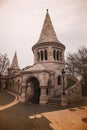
26 77 40 104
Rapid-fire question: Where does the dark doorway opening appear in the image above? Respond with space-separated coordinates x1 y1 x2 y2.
26 77 40 104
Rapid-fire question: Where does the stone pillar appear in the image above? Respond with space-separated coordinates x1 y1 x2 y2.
61 94 68 107
39 87 48 105
62 51 64 61
48 47 53 61
19 86 21 95
49 88 54 98
20 83 26 103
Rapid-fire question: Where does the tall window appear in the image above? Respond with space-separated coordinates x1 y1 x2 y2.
58 76 62 85
53 50 56 60
44 50 47 60
37 51 40 61
57 50 59 60
41 50 43 61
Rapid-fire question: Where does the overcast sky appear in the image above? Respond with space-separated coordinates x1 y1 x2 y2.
0 0 87 68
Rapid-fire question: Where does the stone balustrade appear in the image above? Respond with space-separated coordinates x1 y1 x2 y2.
66 76 82 104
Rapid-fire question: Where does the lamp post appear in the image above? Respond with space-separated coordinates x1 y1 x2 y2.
61 68 66 95
61 68 68 107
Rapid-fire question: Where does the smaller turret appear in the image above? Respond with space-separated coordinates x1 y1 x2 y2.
8 52 20 75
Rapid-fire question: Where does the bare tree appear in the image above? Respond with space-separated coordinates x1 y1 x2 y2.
66 47 87 76
66 47 87 95
0 53 10 89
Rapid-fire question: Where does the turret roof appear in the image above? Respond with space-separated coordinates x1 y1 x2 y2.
10 52 20 70
37 9 60 44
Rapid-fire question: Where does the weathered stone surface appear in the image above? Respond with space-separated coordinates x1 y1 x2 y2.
7 10 66 104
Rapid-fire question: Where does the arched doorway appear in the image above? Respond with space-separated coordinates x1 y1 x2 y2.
26 77 40 104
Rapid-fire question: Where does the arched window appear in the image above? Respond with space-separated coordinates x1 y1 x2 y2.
44 50 47 60
57 50 59 60
37 51 40 61
58 76 62 85
41 50 43 61
53 50 56 60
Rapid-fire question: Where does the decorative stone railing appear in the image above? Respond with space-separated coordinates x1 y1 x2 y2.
66 76 82 103
66 74 78 89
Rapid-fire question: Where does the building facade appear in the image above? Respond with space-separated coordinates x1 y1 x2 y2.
7 10 82 105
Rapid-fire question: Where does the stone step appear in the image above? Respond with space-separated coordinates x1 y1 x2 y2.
47 98 61 106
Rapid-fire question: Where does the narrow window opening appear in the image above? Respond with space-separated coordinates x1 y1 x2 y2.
41 50 43 61
58 76 62 85
57 51 59 60
37 51 40 61
44 50 47 60
53 50 56 60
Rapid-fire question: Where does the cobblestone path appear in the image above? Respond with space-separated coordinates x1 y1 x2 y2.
0 91 87 130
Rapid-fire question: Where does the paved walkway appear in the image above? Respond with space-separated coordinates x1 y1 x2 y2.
0 91 87 130
28 97 87 130
0 90 20 110
0 90 15 106
38 106 87 130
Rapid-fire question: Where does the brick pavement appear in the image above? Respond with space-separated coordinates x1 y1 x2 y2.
27 106 87 130
0 91 87 130
42 106 87 130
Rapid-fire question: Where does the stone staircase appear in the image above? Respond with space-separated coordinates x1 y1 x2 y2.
66 74 82 103
47 97 61 106
47 75 82 106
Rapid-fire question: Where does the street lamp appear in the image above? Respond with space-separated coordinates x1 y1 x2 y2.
61 68 68 107
61 68 66 95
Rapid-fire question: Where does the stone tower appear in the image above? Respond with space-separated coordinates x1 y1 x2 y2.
8 52 20 74
32 9 66 97
32 9 65 68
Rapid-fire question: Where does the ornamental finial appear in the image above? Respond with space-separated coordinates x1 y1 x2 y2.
46 9 48 12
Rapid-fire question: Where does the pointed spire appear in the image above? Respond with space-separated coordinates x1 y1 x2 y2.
37 9 60 44
10 52 20 70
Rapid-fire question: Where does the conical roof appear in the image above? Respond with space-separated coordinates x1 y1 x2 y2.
37 9 60 44
10 52 20 70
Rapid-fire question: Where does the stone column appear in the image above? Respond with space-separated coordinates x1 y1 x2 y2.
39 87 48 105
49 87 54 98
20 83 26 103
62 51 64 61
61 94 68 107
13 86 15 92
